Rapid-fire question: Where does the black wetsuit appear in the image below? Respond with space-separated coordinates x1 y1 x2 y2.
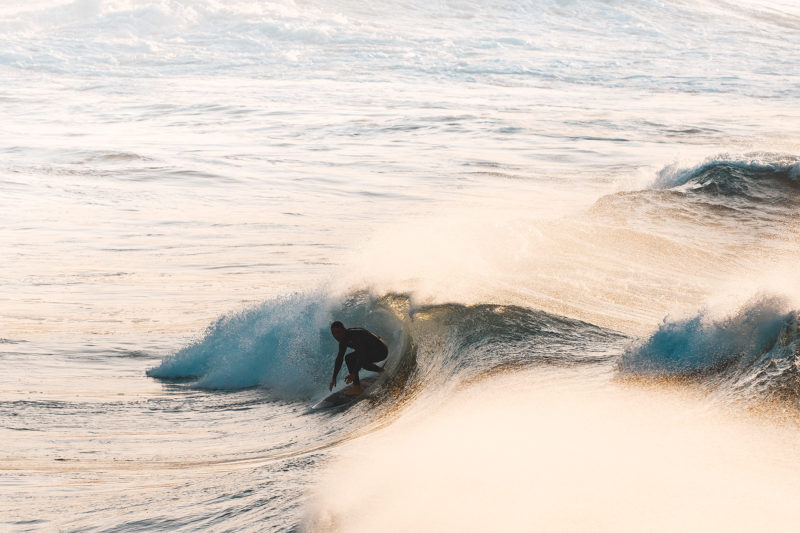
332 327 388 386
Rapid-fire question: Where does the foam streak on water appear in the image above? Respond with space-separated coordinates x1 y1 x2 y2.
2 0 800 531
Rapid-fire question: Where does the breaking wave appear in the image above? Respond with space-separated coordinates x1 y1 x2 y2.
654 155 800 203
147 292 628 403
620 296 800 403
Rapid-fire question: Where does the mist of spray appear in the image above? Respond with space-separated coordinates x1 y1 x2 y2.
307 371 800 532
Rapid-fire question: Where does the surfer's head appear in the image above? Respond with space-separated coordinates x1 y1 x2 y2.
330 321 346 341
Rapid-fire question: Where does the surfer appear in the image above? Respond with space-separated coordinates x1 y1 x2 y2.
328 321 388 395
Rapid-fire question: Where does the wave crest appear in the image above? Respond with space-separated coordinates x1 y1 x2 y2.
619 296 800 403
653 155 800 203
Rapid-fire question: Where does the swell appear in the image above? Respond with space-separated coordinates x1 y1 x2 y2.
407 302 626 389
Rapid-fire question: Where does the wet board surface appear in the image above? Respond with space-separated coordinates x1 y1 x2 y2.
312 376 378 410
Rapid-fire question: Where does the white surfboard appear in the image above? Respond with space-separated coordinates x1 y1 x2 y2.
312 376 378 410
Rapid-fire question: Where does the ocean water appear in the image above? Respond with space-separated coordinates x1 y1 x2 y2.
2 0 800 531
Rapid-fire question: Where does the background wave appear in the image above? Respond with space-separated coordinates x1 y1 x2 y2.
654 155 800 202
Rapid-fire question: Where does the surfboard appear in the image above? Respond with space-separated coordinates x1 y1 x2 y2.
312 376 377 410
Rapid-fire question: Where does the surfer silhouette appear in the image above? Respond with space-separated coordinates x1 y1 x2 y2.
329 321 388 395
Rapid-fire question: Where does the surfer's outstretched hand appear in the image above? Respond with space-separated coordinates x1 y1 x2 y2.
329 378 336 391
344 373 356 384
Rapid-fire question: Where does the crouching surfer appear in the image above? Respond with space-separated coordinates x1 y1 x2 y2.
328 321 388 396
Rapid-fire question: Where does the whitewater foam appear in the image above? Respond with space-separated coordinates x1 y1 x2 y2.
619 294 800 407
146 292 411 398
620 296 793 375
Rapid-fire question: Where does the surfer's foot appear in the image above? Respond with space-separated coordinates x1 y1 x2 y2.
344 385 364 396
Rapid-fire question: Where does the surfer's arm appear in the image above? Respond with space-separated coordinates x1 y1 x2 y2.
329 342 346 390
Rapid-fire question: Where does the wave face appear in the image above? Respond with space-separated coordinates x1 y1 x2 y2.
408 303 626 385
620 297 800 403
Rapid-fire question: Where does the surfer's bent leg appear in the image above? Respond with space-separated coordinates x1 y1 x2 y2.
361 343 388 373
345 343 388 385
345 351 362 386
